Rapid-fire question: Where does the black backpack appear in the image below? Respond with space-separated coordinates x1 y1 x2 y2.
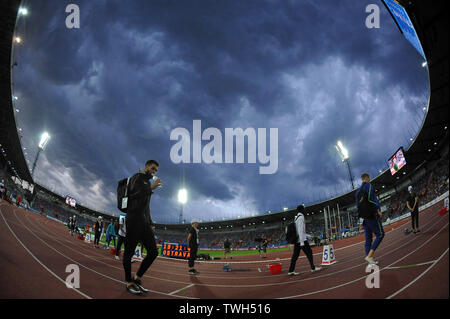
117 177 130 213
285 220 298 244
357 186 377 219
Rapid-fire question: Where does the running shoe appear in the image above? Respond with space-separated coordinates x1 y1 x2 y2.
126 283 142 295
133 278 149 293
364 256 378 265
311 267 322 273
188 269 200 275
114 255 120 260
288 272 300 276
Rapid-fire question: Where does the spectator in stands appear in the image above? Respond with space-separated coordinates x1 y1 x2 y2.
288 205 321 276
187 220 200 275
106 222 117 249
356 173 385 265
406 186 420 234
94 216 103 248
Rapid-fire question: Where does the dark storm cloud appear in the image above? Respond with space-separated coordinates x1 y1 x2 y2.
12 0 429 222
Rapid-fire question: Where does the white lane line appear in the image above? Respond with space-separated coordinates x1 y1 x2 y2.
386 248 449 299
0 208 92 299
11 209 196 299
278 220 448 298
385 260 436 270
169 284 195 295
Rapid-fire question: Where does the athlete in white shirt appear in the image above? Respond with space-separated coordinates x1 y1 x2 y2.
288 205 321 276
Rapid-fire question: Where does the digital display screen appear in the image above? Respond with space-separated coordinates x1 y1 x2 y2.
160 242 191 259
388 147 407 175
65 195 76 207
382 0 426 60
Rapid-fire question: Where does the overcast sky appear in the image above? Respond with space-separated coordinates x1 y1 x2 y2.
12 0 429 223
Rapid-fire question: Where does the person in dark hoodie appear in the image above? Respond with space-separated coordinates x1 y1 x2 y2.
356 173 385 265
122 160 162 295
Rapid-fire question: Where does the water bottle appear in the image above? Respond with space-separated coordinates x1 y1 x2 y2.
153 176 163 188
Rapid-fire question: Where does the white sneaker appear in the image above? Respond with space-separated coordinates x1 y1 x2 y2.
114 255 120 260
311 267 322 273
288 272 300 276
365 256 378 265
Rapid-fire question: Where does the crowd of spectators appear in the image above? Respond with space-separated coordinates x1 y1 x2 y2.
384 154 449 222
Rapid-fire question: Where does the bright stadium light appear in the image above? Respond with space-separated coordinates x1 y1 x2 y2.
31 132 51 178
178 188 187 204
335 140 355 189
14 37 21 43
19 8 28 15
335 140 349 161
38 132 51 150
178 188 188 224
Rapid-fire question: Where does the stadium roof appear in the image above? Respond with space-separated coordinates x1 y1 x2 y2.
0 0 448 225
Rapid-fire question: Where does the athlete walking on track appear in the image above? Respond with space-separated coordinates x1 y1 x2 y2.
288 205 321 276
356 173 385 265
122 160 162 295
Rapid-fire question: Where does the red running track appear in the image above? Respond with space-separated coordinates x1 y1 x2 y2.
0 199 448 299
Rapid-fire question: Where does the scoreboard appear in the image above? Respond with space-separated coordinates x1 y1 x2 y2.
160 242 191 259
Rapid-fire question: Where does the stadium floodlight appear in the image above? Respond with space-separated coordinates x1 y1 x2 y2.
31 132 51 178
178 188 187 224
38 132 51 150
178 188 187 204
335 140 349 162
14 37 21 43
335 140 355 189
422 61 427 67
19 8 28 15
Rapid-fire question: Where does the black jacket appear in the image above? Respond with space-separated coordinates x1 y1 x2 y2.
126 171 154 225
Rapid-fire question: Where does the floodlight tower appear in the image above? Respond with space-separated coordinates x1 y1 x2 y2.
335 140 355 190
178 188 187 224
31 132 50 178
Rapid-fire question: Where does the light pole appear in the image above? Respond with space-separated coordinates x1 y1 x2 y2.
178 188 187 224
31 132 50 178
335 140 355 190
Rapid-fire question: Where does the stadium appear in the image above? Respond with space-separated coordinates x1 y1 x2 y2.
0 0 448 305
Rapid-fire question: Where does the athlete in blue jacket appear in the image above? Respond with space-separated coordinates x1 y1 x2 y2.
356 173 385 265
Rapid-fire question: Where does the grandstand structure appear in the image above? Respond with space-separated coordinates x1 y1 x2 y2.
0 0 448 250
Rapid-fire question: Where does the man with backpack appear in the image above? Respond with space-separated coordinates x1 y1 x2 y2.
120 160 162 295
356 173 385 265
287 205 321 276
